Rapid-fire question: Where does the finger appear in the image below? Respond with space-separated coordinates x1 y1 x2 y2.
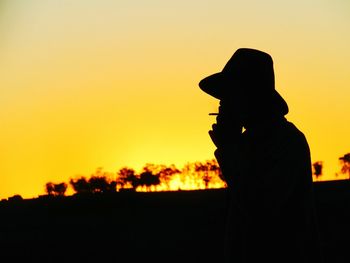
208 130 216 142
209 130 220 148
208 130 214 140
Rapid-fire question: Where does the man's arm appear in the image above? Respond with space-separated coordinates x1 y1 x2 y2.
214 147 241 188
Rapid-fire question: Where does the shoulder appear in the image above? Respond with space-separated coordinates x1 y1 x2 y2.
284 122 308 143
281 121 311 155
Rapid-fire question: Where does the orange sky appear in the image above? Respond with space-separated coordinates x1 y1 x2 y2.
0 0 350 199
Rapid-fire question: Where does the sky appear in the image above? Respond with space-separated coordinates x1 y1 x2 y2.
0 0 349 199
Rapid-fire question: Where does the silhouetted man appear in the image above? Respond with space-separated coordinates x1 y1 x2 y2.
199 48 323 263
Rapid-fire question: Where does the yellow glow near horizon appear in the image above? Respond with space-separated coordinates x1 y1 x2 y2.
1 0 350 199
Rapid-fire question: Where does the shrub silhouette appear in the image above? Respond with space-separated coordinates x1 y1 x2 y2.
312 162 323 180
8 194 23 202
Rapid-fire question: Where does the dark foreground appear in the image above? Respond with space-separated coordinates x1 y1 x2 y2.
0 180 349 263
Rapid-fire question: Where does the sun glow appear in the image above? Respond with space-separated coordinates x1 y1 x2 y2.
136 171 227 192
115 160 226 193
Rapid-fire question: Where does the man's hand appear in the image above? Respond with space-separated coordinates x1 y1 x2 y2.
208 105 243 149
209 123 227 149
208 103 242 187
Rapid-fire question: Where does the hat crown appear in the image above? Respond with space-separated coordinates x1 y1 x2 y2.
222 48 275 91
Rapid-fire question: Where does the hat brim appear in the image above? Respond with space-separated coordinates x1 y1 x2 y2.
198 72 226 99
198 72 289 115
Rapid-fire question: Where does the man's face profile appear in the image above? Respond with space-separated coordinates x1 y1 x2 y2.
220 92 254 125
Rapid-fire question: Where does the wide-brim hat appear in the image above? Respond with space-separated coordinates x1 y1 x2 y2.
199 48 288 115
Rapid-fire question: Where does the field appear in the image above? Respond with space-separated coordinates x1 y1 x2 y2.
0 180 349 263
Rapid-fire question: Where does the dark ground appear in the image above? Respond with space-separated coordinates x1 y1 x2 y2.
0 180 349 263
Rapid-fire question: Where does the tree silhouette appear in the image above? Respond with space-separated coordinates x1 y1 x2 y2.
339 153 350 179
45 182 55 195
312 161 323 181
87 167 116 193
180 160 224 190
207 159 222 183
69 176 91 194
88 176 116 193
54 183 68 196
195 160 221 189
195 162 210 188
158 164 181 189
45 182 68 196
139 164 161 191
117 167 139 190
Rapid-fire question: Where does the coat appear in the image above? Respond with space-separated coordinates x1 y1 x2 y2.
215 118 323 263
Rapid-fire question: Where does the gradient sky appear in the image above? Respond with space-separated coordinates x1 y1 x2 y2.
0 0 349 199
